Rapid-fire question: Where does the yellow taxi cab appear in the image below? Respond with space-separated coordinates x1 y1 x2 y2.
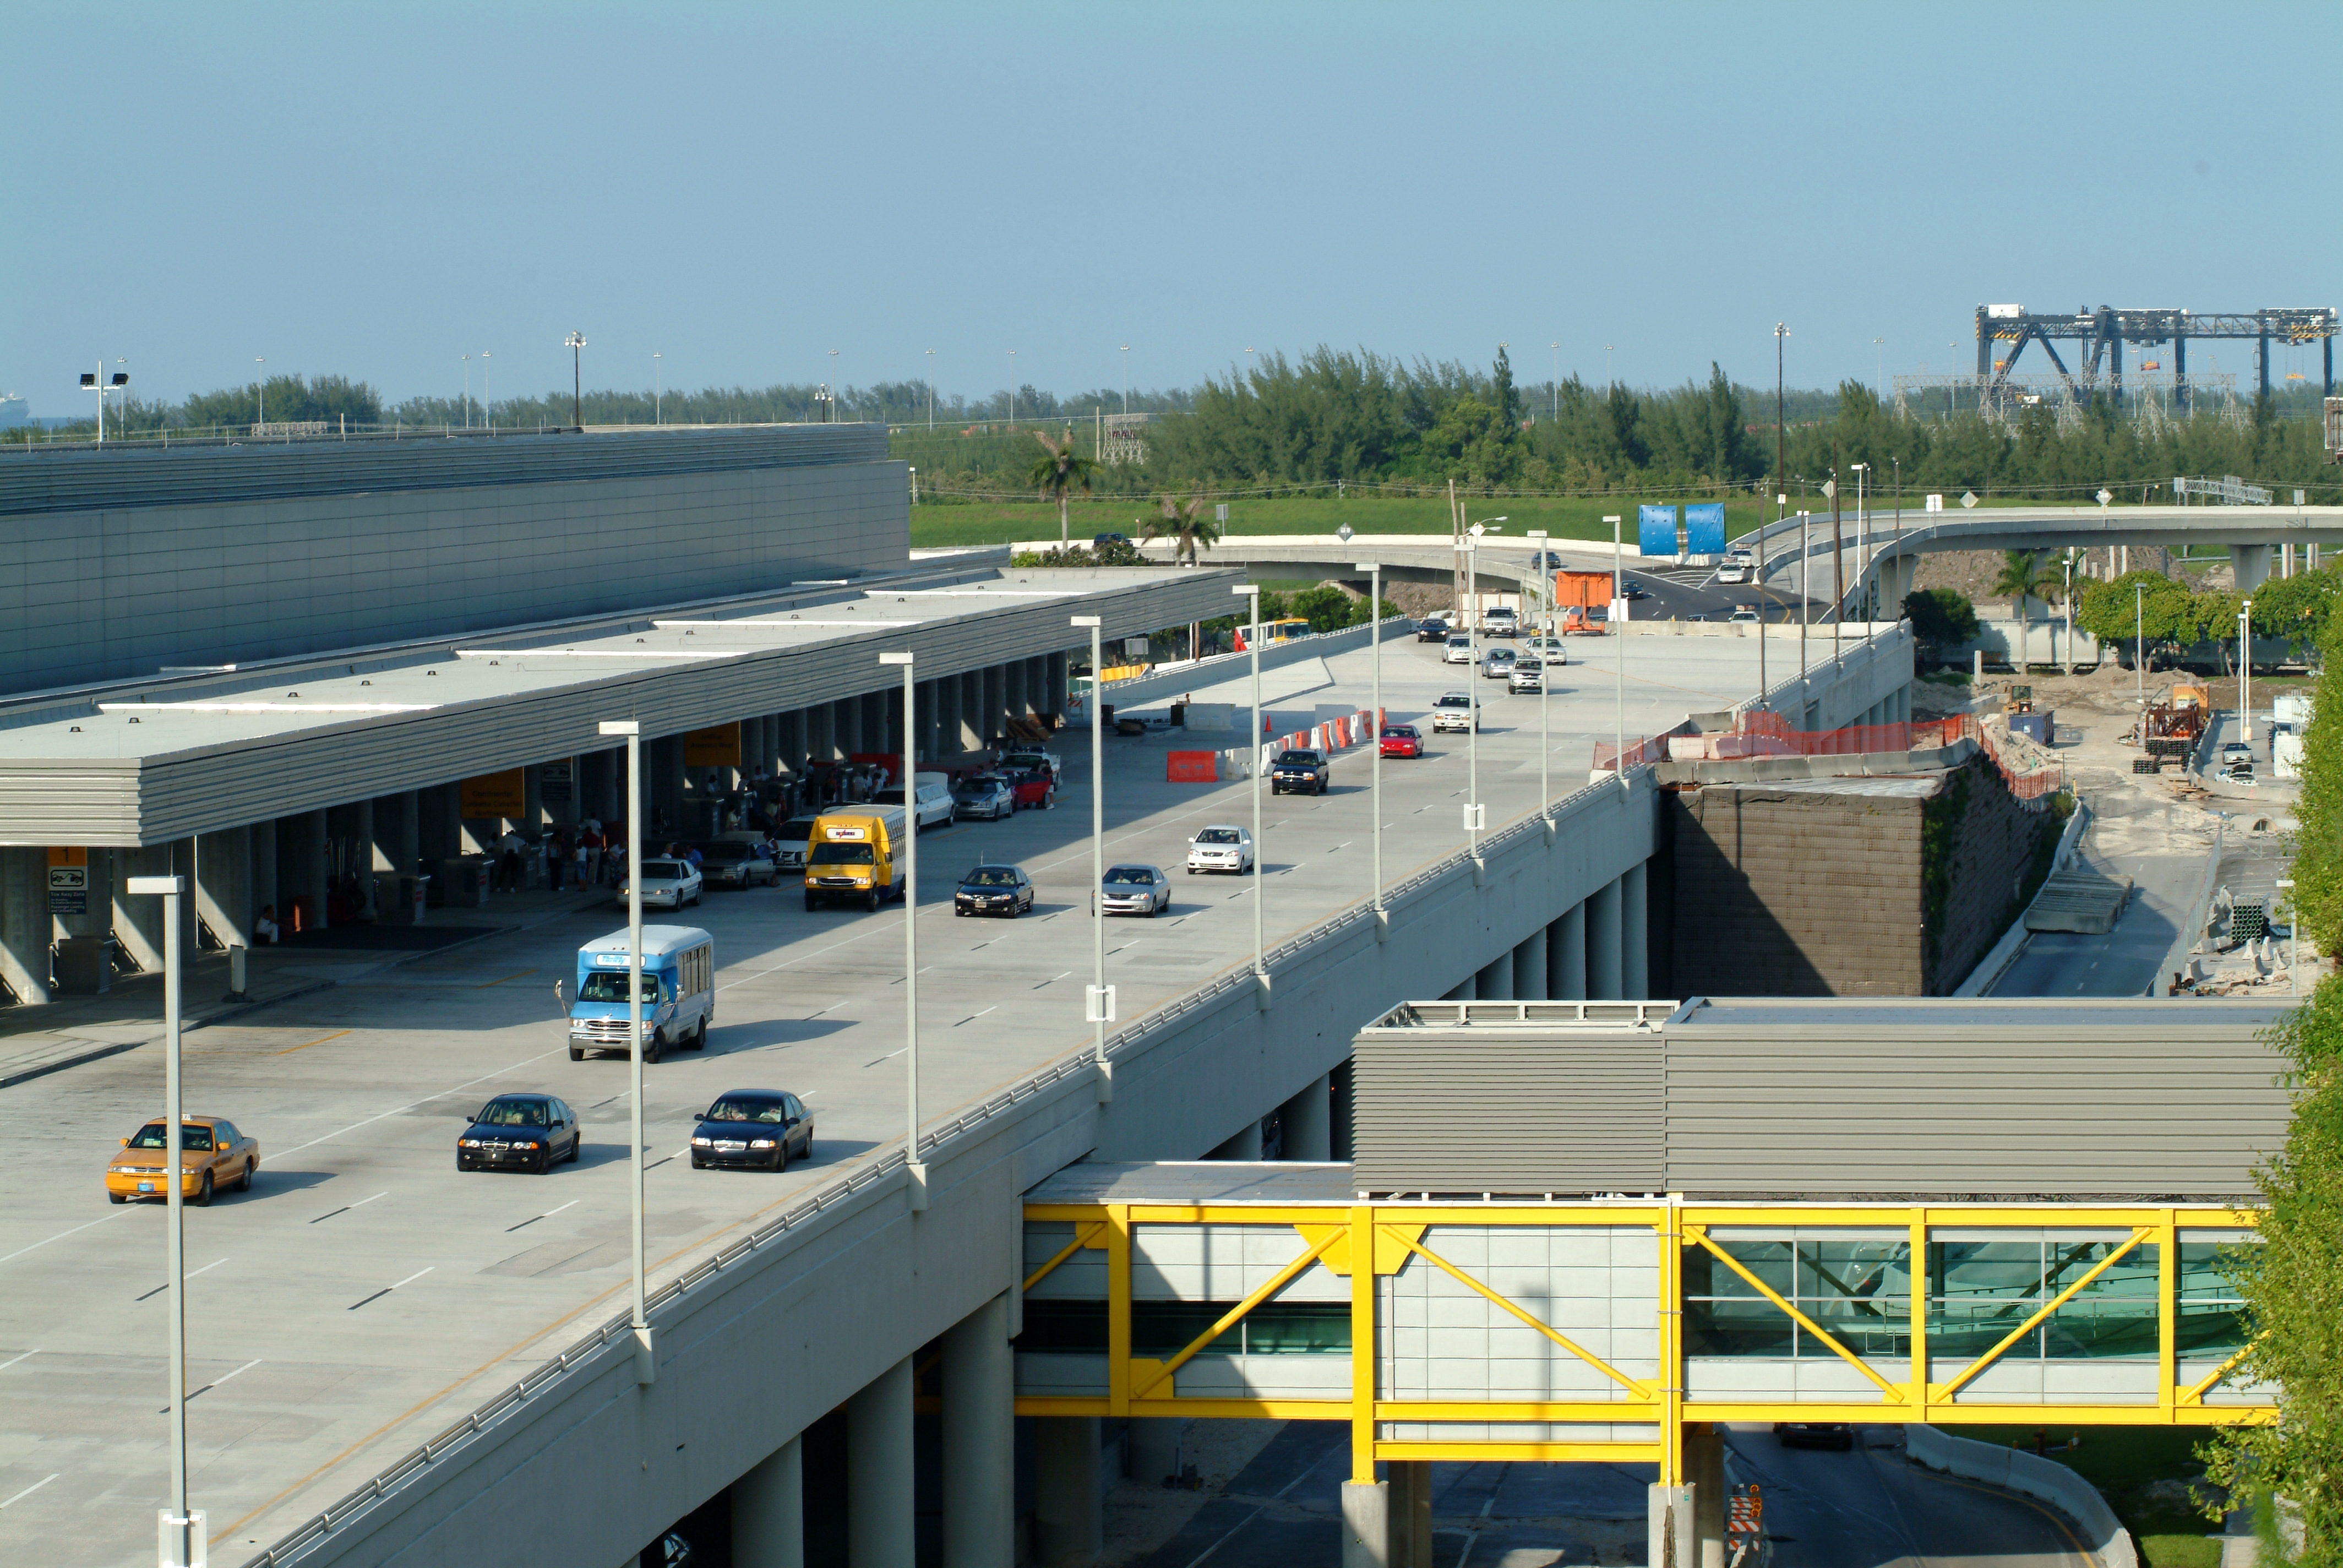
104 1116 260 1206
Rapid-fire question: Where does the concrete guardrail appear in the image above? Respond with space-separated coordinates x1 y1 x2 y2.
1905 1424 2137 1568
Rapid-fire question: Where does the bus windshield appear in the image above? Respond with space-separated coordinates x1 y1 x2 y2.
580 971 662 1003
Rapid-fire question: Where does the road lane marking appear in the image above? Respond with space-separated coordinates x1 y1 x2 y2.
865 1046 909 1067
473 970 539 989
0 1212 130 1268
137 1257 230 1302
1034 971 1071 989
348 1266 433 1311
0 1476 57 1510
275 1028 352 1057
953 1007 999 1027
0 1349 36 1373
164 1356 265 1411
273 1049 565 1160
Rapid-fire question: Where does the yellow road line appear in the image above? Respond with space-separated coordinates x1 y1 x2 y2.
473 970 538 989
274 1030 352 1057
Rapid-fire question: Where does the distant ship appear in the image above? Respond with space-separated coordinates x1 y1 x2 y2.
0 393 29 427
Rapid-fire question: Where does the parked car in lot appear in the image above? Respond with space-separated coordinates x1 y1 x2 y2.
1000 748 1064 779
617 856 703 910
952 774 1016 821
1005 765 1058 810
694 841 780 890
457 1094 582 1175
1415 617 1452 643
1379 723 1424 759
1431 693 1478 733
1480 647 1517 679
1509 658 1544 693
105 1115 260 1206
954 864 1036 917
1271 748 1330 795
1187 825 1255 874
690 1090 814 1172
1099 863 1173 916
1443 633 1474 665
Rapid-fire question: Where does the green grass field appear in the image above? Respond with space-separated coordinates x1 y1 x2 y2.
1955 1425 2222 1566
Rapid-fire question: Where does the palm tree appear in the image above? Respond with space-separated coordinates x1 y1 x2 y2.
1141 494 1221 565
1026 428 1094 547
1990 549 2064 672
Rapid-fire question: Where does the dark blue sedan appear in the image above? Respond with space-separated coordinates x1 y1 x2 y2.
689 1090 814 1172
954 864 1034 917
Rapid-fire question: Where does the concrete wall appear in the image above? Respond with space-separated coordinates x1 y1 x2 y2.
1905 1425 2137 1568
1926 756 2060 994
1 428 904 694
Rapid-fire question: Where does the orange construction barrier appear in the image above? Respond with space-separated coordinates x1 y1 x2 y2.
1167 751 1218 783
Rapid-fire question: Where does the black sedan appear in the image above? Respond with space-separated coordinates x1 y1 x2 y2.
1271 748 1329 795
457 1094 582 1174
1415 617 1452 643
955 864 1035 917
689 1090 814 1172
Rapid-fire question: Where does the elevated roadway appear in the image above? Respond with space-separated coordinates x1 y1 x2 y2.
0 629 1908 1566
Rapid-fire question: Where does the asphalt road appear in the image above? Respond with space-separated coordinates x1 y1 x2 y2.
1120 1423 2089 1567
0 630 1775 1568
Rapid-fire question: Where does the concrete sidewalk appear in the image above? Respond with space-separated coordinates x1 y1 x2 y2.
0 885 619 1089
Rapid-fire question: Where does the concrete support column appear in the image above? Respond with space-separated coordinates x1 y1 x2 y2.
1208 1119 1265 1160
1439 977 1472 1002
1007 660 1029 723
2233 543 2273 593
1329 1060 1355 1162
195 826 253 951
1032 1418 1103 1567
957 671 983 752
846 1355 914 1568
917 681 941 762
1340 1480 1390 1567
1588 878 1623 1000
985 665 1008 744
1622 862 1649 1000
1513 927 1549 1001
1474 948 1513 1001
281 808 330 931
1394 1460 1434 1566
0 848 53 1005
1648 1484 1697 1568
1549 903 1587 999
941 1292 1014 1568
252 816 279 934
732 1434 804 1568
1689 1425 1725 1568
114 843 173 973
1044 652 1069 719
658 735 687 832
49 849 110 946
1279 1073 1332 1161
1127 1417 1185 1487
372 791 421 876
522 765 544 833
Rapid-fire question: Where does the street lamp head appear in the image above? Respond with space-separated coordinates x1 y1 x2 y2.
597 720 641 737
879 651 915 667
1232 583 1258 597
126 875 186 896
565 331 587 350
1070 615 1102 628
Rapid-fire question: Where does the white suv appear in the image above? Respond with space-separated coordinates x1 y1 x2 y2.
1431 693 1478 733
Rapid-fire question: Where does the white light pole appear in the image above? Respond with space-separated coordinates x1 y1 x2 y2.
1464 519 1505 861
83 361 128 444
1234 583 1267 1003
1549 342 1560 420
595 719 655 1383
2240 600 2254 746
1608 513 1627 790
1850 463 1870 640
481 351 492 429
878 654 927 1206
1528 530 1552 825
1798 509 1811 700
127 872 197 1566
461 353 471 428
1008 351 1017 424
1071 617 1114 1094
254 358 265 426
1120 345 1130 415
653 353 662 426
2136 581 2146 705
1355 558 1388 935
924 350 935 429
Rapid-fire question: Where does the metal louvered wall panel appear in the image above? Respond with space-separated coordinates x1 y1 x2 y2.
1662 1017 2289 1199
0 569 1241 844
1353 1034 1666 1194
1350 1001 2291 1200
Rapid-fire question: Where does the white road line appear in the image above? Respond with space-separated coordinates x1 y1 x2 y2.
353 1191 388 1209
274 1050 564 1160
189 1256 230 1281
391 1266 434 1290
0 1475 57 1510
953 1006 999 1027
544 1200 579 1218
208 1357 263 1390
0 1212 128 1269
0 1349 36 1373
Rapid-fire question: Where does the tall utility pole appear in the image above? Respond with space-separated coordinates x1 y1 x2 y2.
1830 441 1845 668
565 332 587 428
925 349 936 429
1120 345 1130 414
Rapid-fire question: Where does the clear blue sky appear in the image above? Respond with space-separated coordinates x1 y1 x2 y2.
4 1 2333 413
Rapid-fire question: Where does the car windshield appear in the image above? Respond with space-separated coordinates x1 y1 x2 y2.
698 843 749 862
128 1122 214 1151
476 1098 552 1128
579 971 661 1003
1486 650 1514 661
809 842 875 865
640 860 685 879
1002 754 1048 770
1388 726 1417 737
1197 829 1243 845
1437 696 1469 707
963 867 1021 887
1446 635 1470 646
776 819 819 843
957 777 1002 794
703 1096 786 1124
1103 867 1153 884
1277 751 1321 765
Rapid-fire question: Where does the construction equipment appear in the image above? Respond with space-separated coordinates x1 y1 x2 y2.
2143 690 2208 760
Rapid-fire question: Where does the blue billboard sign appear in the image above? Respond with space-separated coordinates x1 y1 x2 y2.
1638 505 1679 558
1683 503 1726 556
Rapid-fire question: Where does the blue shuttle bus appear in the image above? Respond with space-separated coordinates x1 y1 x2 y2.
565 924 715 1064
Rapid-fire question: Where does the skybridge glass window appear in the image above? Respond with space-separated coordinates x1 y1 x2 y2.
1683 1234 1912 1359
2177 1234 2256 1356
1928 1235 2159 1362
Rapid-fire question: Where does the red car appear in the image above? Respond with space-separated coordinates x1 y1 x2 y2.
1379 724 1424 759
1007 766 1058 810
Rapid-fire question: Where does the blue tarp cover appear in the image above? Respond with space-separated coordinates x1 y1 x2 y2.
1683 503 1726 555
1638 504 1678 558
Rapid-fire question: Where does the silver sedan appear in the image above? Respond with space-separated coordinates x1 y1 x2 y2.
1099 863 1173 916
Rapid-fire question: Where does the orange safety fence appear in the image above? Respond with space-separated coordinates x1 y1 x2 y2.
1598 710 2062 798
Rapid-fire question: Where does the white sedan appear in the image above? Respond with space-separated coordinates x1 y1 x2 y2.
1522 636 1567 663
617 856 704 910
1186 826 1256 875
